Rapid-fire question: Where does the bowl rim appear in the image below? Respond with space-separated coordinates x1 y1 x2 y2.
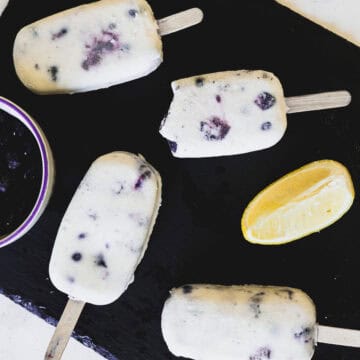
0 96 51 247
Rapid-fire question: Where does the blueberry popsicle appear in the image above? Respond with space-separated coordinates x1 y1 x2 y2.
162 285 360 360
45 152 161 359
275 0 360 47
159 70 351 158
13 0 203 94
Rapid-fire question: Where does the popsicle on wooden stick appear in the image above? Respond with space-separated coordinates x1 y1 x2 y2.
275 0 360 47
0 0 8 16
45 152 162 360
13 0 203 94
159 70 351 158
162 284 360 360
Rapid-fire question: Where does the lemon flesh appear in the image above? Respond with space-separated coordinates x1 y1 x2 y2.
242 160 355 245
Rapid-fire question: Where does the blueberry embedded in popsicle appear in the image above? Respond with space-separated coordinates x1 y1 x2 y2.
200 117 230 141
249 292 265 318
48 66 58 82
249 346 272 360
294 327 314 344
167 140 178 153
71 252 82 262
255 92 276 110
82 29 121 70
95 253 107 268
52 28 68 40
215 95 221 103
261 121 272 131
134 166 152 189
182 285 193 294
128 9 138 18
195 77 205 87
78 233 87 240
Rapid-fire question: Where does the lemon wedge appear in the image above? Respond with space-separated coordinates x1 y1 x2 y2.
241 160 355 245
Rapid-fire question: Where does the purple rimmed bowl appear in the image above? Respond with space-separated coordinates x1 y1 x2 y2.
0 97 54 248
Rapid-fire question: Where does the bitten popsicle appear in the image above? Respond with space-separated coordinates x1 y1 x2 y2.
162 285 360 360
275 0 360 47
0 0 8 16
45 152 162 359
13 0 203 94
159 70 351 158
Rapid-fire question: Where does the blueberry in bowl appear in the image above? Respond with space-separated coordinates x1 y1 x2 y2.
0 97 54 247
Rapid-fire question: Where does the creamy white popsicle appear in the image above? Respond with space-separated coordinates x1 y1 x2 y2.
159 70 287 158
275 0 360 47
13 0 203 94
159 70 351 158
162 285 316 360
49 152 162 305
0 0 8 16
13 0 161 94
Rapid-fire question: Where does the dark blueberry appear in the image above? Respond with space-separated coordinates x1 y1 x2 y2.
67 276 75 283
167 140 178 153
48 66 58 82
215 95 222 103
52 28 68 40
182 285 193 294
261 122 272 131
88 212 98 221
82 30 120 70
34 64 39 70
95 254 107 268
195 77 205 87
249 292 265 318
78 233 87 239
113 183 124 195
105 243 110 249
200 116 230 141
278 288 294 300
128 9 138 17
294 327 314 343
249 346 272 360
134 167 152 189
254 92 276 110
109 23 117 30
72 252 82 262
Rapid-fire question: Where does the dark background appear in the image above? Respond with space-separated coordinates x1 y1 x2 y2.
0 0 360 359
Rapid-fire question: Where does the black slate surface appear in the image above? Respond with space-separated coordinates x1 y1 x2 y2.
0 0 360 359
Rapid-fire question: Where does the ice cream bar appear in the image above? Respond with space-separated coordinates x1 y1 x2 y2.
159 70 351 158
0 0 8 16
162 284 360 360
275 0 360 47
46 152 161 359
13 0 203 94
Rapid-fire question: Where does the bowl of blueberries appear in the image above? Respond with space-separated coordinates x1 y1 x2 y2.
0 97 54 248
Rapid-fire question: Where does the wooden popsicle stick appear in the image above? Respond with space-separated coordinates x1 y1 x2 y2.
158 8 204 36
318 325 360 348
285 90 351 114
44 299 86 360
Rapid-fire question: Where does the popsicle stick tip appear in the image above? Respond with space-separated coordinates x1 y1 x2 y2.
158 8 204 36
285 90 352 114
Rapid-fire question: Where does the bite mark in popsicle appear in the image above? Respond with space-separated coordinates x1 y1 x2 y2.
160 70 351 158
